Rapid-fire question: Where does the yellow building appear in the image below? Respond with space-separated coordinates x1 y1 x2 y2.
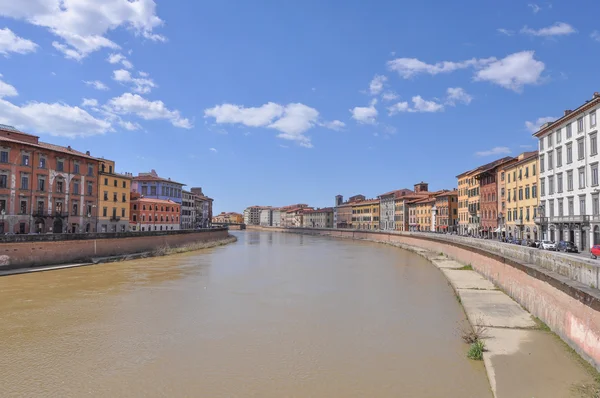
414 197 435 231
98 159 132 233
456 171 473 235
501 151 539 240
351 199 380 230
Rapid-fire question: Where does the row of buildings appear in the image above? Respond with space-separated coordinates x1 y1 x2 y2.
244 92 600 252
0 125 213 234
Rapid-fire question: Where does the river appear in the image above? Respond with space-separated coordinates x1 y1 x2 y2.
0 231 491 397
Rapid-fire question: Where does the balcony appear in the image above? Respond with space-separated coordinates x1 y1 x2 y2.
535 215 590 224
110 216 121 222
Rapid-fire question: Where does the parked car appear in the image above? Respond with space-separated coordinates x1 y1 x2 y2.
556 241 579 253
540 240 556 251
591 245 600 259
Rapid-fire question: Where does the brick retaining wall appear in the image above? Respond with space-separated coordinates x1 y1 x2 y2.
0 228 229 270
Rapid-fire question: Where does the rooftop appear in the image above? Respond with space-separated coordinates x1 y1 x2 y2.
534 92 600 137
0 135 100 161
134 169 185 186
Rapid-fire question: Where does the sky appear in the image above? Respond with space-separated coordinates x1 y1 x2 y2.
0 1 598 214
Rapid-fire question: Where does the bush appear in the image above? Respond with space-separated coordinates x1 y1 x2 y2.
467 340 485 360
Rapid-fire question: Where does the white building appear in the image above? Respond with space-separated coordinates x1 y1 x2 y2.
259 208 273 226
181 190 195 229
272 209 282 227
243 206 262 225
535 92 600 251
378 189 413 231
303 208 334 228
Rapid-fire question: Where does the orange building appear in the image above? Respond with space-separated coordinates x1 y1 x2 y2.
129 192 181 232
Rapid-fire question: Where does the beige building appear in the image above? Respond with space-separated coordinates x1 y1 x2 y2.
303 208 334 228
351 199 380 230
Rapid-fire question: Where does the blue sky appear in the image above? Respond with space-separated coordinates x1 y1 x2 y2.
0 1 598 213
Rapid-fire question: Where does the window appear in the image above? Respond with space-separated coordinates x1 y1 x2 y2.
558 199 564 216
540 137 544 151
122 193 126 202
501 172 505 181
0 150 7 163
592 163 599 187
549 200 554 218
568 197 574 216
567 143 573 164
557 173 563 193
150 186 157 196
88 164 93 176
87 182 93 196
143 205 146 211
579 167 586 189
556 147 562 167
121 208 125 217
57 180 63 193
592 133 598 156
103 191 108 201
20 200 26 214
567 170 574 191
594 194 600 216
57 159 64 172
73 202 78 216
532 185 537 198
591 111 597 127
548 176 554 194
541 178 545 196
104 178 108 186
519 188 523 200
580 195 586 215
578 138 585 160
22 154 29 166
525 186 530 199
540 154 545 172
73 180 80 194
548 151 553 170
39 157 46 168
533 163 537 176
113 179 117 187
74 163 80 174
122 181 126 189
21 174 29 190
556 129 562 144
0 174 6 188
102 207 107 217
113 193 117 202
567 123 572 138
141 186 148 196
547 132 553 147
133 204 137 210
87 204 92 216
109 165 113 173
133 214 137 222
578 117 584 132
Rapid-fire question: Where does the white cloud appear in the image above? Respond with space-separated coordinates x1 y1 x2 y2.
112 69 156 94
412 96 444 113
0 76 111 137
528 3 541 13
381 91 399 101
84 80 109 91
350 99 378 124
107 52 133 69
106 93 192 129
204 102 284 127
0 27 37 55
81 98 98 107
118 120 141 131
387 101 410 115
474 51 545 92
0 0 165 60
591 31 600 42
267 103 319 148
519 144 534 149
387 56 496 78
475 146 511 157
322 120 345 131
446 87 473 105
209 147 217 153
369 75 387 95
139 71 149 77
525 116 555 133
521 22 576 37
497 28 514 36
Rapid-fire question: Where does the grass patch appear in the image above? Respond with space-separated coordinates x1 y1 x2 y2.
533 316 551 332
457 264 473 271
467 340 485 360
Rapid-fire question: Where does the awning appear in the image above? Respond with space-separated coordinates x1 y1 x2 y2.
494 227 501 233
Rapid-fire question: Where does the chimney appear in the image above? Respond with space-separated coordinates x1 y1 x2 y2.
86 151 90 155
594 92 600 98
564 110 572 116
67 145 72 151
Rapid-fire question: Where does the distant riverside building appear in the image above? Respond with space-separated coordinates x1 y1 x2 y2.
534 92 600 250
181 190 195 229
303 208 333 228
132 169 184 204
434 190 459 233
190 187 213 228
0 125 99 234
334 195 364 228
272 208 282 226
129 192 180 232
394 183 431 231
212 212 243 224
243 206 262 225
351 199 380 230
260 208 273 226
286 207 311 227
98 159 132 233
378 188 413 231
499 151 539 240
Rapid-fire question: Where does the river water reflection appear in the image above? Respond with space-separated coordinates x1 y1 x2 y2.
0 231 491 397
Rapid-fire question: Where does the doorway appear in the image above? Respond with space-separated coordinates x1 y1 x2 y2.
53 218 62 234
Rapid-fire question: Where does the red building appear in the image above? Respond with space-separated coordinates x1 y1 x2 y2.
479 157 516 237
129 192 181 232
0 125 99 234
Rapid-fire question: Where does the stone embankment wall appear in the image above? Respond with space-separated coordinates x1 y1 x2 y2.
0 228 229 270
249 226 600 371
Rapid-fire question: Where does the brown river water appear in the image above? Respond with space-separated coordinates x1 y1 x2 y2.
0 231 491 397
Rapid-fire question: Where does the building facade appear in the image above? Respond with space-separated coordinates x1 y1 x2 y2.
414 196 435 231
181 190 196 229
501 151 539 240
97 159 131 233
333 195 364 228
0 125 99 234
303 208 334 228
190 187 212 228
535 92 600 250
243 206 262 225
129 192 180 231
132 170 184 204
351 199 380 230
434 190 458 233
378 188 413 231
286 207 310 227
260 208 273 226
479 158 514 238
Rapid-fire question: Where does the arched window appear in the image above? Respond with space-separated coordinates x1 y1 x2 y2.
176 216 179 222
133 214 137 222
142 214 145 221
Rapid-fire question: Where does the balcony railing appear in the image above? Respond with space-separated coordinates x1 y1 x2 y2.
535 215 590 224
110 216 121 222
